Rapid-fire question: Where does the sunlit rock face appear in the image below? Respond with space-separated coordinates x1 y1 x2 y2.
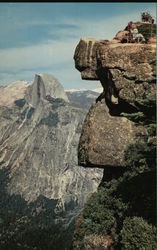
0 80 30 107
25 73 69 108
0 73 103 227
78 98 146 168
74 38 156 169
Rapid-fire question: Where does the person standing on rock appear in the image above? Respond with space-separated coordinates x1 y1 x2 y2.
129 23 145 43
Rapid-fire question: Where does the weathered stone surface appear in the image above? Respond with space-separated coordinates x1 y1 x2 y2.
74 38 156 169
74 40 156 108
74 38 109 80
0 74 103 224
98 44 156 108
148 37 156 44
25 73 69 108
78 97 146 168
0 80 30 107
114 30 129 42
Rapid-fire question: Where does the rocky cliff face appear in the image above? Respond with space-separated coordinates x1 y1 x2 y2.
25 73 69 108
73 27 156 249
74 39 156 171
0 73 103 249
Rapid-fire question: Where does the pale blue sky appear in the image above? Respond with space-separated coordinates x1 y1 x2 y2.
0 3 156 89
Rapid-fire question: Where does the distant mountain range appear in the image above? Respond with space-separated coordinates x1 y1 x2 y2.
66 89 102 109
65 87 103 93
0 74 103 250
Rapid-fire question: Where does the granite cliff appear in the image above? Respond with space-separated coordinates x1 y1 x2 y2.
0 73 103 249
73 22 156 249
74 38 156 171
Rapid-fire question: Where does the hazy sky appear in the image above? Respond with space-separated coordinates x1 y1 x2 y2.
0 3 156 89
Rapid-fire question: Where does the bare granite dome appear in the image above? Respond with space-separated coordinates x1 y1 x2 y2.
25 73 69 108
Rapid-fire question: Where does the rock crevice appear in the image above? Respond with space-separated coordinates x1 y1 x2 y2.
74 38 156 169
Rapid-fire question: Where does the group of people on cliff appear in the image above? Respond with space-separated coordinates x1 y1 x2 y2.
127 21 145 43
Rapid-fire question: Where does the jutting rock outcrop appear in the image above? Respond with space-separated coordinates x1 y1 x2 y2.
74 37 156 170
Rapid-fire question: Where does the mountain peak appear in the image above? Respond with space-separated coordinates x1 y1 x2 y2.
26 73 69 108
0 80 30 107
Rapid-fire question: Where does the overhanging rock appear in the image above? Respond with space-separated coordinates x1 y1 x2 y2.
74 38 156 169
